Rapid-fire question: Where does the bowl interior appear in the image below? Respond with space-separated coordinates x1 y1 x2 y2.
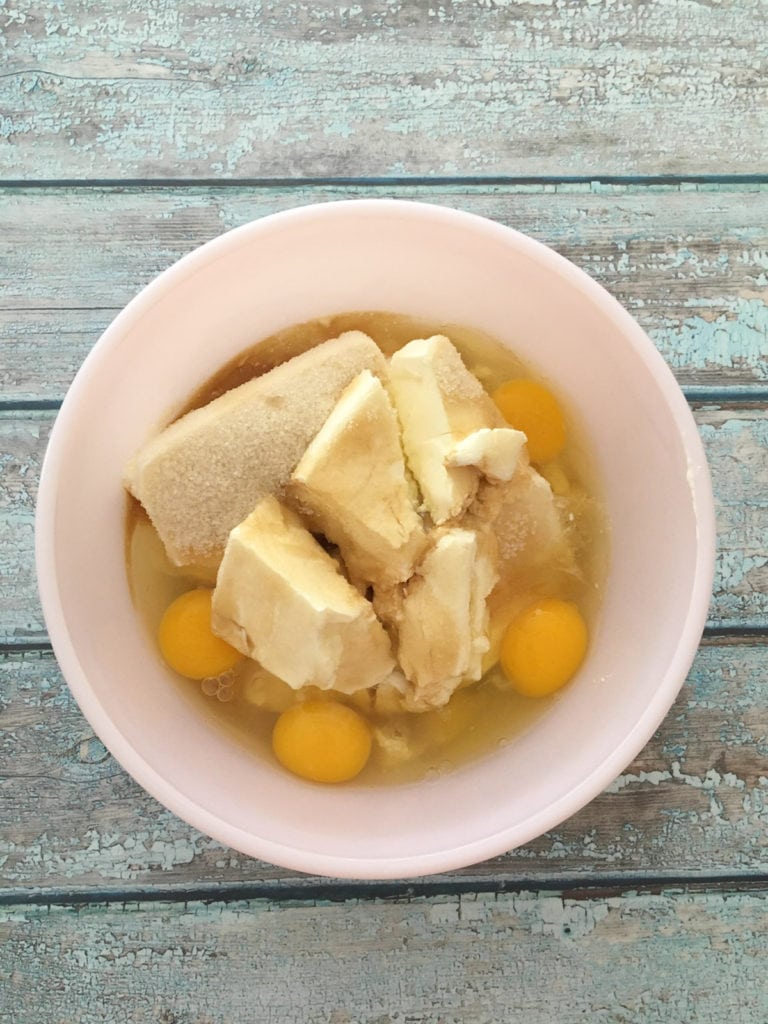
38 200 713 877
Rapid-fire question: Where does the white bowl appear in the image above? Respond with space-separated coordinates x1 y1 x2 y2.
36 200 715 879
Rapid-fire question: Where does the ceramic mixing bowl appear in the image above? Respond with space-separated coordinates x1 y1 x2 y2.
36 200 715 878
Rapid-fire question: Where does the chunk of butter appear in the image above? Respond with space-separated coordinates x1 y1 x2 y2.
388 335 503 524
290 370 426 586
494 467 574 573
395 527 498 710
446 426 527 482
211 497 394 693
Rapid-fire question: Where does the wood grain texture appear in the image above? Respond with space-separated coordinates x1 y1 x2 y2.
2 641 766 893
3 0 768 178
3 405 766 644
1 0 766 1005
3 184 768 400
2 889 767 1023
0 413 49 646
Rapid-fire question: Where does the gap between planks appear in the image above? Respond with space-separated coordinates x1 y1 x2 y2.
3 175 768 189
3 872 768 911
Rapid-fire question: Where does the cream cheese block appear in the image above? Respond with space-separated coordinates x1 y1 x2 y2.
289 370 427 587
388 335 504 524
125 331 387 566
393 527 498 710
211 497 395 693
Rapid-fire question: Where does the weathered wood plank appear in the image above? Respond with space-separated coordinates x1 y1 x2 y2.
1 889 767 1023
1 641 766 892
3 0 767 178
0 414 48 646
0 309 112 404
697 407 768 629
2 184 768 400
3 405 766 643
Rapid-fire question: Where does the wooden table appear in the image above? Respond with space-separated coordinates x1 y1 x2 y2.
2 2 767 1020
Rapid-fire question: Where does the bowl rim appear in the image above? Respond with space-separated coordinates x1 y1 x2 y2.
35 198 716 879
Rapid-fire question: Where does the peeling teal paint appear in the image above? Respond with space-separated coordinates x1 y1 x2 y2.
3 0 768 177
655 297 768 380
1 891 767 1022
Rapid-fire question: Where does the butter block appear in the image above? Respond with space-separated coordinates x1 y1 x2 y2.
125 332 387 566
211 497 395 693
395 527 498 710
494 467 573 573
388 335 503 524
289 370 426 586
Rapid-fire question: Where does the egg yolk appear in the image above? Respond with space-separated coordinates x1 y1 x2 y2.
539 461 570 497
158 589 243 680
500 598 587 698
272 700 372 783
492 379 566 464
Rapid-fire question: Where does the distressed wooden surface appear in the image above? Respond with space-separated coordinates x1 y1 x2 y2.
2 405 766 644
3 0 768 1016
3 0 768 178
3 184 768 401
2 889 768 1024
1 641 767 895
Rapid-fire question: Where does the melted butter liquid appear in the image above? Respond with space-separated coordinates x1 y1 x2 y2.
127 311 609 786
